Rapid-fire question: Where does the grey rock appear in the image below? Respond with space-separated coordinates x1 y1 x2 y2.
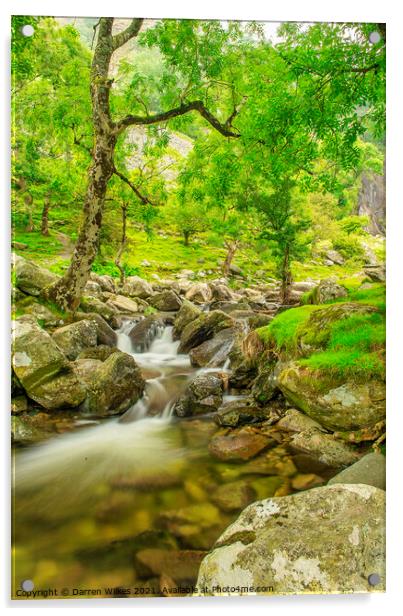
328 452 386 490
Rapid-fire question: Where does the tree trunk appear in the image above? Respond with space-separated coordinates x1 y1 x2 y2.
115 202 128 285
279 245 293 304
183 230 190 246
24 193 34 232
41 195 51 236
222 240 240 276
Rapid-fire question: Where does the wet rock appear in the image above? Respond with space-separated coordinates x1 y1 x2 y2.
121 275 154 299
276 408 324 433
106 294 140 315
290 428 361 468
251 364 281 404
79 296 118 323
328 452 386 490
185 282 213 304
52 320 98 360
79 351 145 416
178 310 234 353
363 264 386 283
211 481 256 512
174 374 223 417
150 290 182 312
238 446 297 477
11 394 29 414
189 328 236 367
13 254 59 297
134 548 206 582
172 300 202 340
278 362 385 431
74 313 117 347
12 318 86 409
77 345 118 362
159 503 221 535
111 471 181 491
307 279 348 304
129 315 164 352
215 398 271 427
209 427 271 461
196 484 385 594
249 476 286 499
291 473 325 491
12 414 51 445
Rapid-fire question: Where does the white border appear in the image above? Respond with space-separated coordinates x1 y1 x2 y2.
1 1 403 614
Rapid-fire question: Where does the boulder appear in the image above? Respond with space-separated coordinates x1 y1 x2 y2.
210 283 235 302
134 548 206 583
11 395 29 414
276 408 324 433
121 276 154 299
290 428 361 468
23 301 63 328
172 300 202 340
197 484 385 594
79 295 118 323
364 264 386 283
90 272 116 293
325 249 345 265
129 315 164 352
178 310 234 353
13 254 59 297
307 279 348 304
278 362 385 431
210 301 252 313
328 452 386 490
215 398 273 428
83 280 103 299
150 290 182 311
208 427 271 461
52 320 98 360
185 283 212 304
251 364 281 405
106 295 140 314
11 318 86 409
189 328 236 367
78 351 145 416
211 480 257 512
74 313 117 347
77 345 118 362
174 374 223 417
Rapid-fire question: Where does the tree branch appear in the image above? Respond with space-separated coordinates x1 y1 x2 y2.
112 18 144 50
112 165 155 205
115 100 241 138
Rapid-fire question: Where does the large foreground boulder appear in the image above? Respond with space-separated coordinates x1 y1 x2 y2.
52 320 98 360
196 484 385 594
78 351 145 416
178 310 234 353
11 318 86 409
278 362 385 431
13 254 59 297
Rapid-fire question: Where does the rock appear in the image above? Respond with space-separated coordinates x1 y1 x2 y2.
237 446 297 477
78 351 145 417
11 395 29 414
158 503 222 537
185 283 212 304
291 473 325 490
12 414 51 445
229 263 244 277
79 296 118 323
13 254 59 297
211 481 256 512
210 301 251 313
251 365 281 404
210 283 234 302
134 548 206 583
11 318 86 409
174 374 223 417
278 362 385 431
106 295 140 314
83 280 103 299
364 264 386 283
172 300 202 340
150 290 182 311
121 276 154 299
23 301 63 328
90 272 116 293
325 249 345 265
290 428 361 468
209 427 271 461
189 329 236 367
129 315 164 352
276 408 324 433
12 241 28 250
178 310 234 353
77 345 118 362
196 484 385 594
215 398 271 427
307 279 348 304
52 320 98 360
74 313 117 347
328 452 386 490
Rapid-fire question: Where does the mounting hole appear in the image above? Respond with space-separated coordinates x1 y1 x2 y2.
368 31 381 44
21 579 34 592
21 24 35 37
368 573 381 586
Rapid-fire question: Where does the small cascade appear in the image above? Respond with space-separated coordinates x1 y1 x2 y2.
116 319 137 354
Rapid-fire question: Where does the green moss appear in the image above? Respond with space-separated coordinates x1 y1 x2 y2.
256 305 321 353
299 350 385 380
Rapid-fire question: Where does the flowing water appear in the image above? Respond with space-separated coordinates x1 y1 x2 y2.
12 321 304 598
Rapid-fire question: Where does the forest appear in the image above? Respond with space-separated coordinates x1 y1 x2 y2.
11 16 386 598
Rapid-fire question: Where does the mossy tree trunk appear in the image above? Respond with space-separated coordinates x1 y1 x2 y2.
115 202 128 285
222 239 240 277
41 193 51 236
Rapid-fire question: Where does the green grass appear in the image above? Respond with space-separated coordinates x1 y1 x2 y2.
300 350 385 379
256 305 322 353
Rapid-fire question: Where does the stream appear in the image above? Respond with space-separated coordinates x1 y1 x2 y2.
12 322 300 597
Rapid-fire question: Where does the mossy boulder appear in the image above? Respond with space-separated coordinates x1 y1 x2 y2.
52 320 98 360
129 315 164 352
278 362 385 431
289 428 361 468
185 282 212 304
13 254 59 297
150 290 182 311
196 484 385 595
306 279 348 304
74 312 117 347
12 317 86 409
121 275 154 299
189 328 236 367
178 310 234 353
78 351 145 416
79 295 118 323
174 374 223 417
172 299 202 340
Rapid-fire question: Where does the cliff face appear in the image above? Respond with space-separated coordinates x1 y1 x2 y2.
357 163 386 236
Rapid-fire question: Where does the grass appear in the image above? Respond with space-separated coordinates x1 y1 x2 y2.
256 305 322 353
